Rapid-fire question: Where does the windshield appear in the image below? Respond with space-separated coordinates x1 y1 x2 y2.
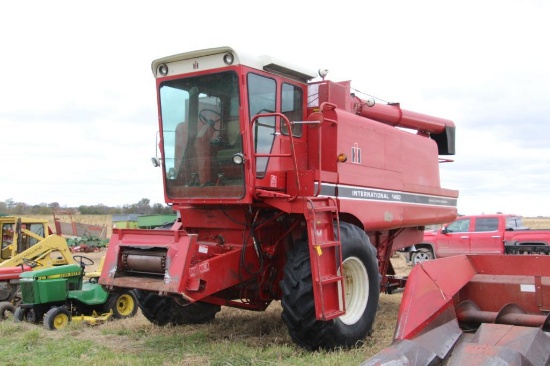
159 71 244 199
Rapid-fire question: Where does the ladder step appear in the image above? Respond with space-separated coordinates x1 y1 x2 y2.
319 275 343 285
323 309 345 320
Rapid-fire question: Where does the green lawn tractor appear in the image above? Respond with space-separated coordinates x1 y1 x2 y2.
14 255 137 330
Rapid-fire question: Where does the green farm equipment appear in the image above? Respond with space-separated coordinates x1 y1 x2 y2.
14 255 137 330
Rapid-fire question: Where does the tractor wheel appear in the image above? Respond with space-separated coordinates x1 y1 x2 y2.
411 248 434 265
43 307 71 330
13 307 24 322
0 301 15 320
280 222 380 350
13 307 37 323
105 290 138 319
135 291 221 326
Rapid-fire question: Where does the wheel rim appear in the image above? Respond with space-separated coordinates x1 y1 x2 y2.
116 294 135 316
54 313 69 329
414 252 429 264
339 256 369 325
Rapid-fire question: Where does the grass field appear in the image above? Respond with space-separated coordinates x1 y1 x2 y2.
0 248 406 365
0 293 403 366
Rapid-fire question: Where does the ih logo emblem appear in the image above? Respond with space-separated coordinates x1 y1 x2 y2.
193 61 199 69
352 143 361 164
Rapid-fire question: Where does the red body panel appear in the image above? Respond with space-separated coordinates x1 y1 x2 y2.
364 254 550 365
0 265 32 280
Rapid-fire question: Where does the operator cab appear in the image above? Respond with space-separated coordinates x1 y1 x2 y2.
151 47 317 204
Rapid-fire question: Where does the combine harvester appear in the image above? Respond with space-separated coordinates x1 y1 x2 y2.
363 254 550 365
99 45 459 350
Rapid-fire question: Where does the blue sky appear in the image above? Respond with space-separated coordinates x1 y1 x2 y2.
1 0 549 216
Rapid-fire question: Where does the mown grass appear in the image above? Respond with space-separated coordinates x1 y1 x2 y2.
0 294 402 366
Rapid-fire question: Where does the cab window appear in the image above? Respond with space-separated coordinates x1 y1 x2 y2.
446 218 470 233
281 83 303 137
474 218 498 232
247 73 276 178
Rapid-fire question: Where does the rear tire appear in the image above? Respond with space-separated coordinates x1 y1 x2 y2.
280 222 380 350
135 291 221 326
0 302 15 320
105 290 138 319
411 248 434 265
43 307 71 330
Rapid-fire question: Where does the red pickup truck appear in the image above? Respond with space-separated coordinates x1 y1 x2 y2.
403 214 550 265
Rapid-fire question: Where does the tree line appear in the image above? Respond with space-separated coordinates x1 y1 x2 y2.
0 198 173 216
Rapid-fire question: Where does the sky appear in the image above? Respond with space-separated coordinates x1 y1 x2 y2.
1 0 549 217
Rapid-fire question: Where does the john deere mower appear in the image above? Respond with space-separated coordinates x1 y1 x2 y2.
14 255 137 330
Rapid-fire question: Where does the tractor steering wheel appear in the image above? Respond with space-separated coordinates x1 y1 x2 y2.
198 109 222 131
73 255 94 267
22 258 42 268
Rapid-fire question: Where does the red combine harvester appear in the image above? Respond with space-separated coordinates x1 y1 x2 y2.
99 46 458 350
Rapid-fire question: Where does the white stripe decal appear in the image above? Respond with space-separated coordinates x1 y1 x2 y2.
317 183 457 207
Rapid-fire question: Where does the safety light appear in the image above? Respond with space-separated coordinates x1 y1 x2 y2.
337 153 348 162
158 63 168 76
232 153 245 165
223 52 234 65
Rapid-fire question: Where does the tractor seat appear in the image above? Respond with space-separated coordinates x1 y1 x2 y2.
68 282 108 305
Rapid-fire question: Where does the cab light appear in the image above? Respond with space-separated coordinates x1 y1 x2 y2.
223 52 234 65
158 63 168 76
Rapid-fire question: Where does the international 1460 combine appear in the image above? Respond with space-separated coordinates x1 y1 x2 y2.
99 46 459 350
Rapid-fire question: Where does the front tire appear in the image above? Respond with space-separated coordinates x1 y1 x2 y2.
135 291 221 326
43 307 71 330
280 222 380 350
411 248 434 265
13 307 37 323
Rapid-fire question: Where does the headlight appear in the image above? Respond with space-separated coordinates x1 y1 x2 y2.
232 153 245 165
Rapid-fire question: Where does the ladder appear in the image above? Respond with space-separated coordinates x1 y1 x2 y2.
305 197 345 320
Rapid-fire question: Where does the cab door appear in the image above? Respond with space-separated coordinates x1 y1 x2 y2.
470 217 502 253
